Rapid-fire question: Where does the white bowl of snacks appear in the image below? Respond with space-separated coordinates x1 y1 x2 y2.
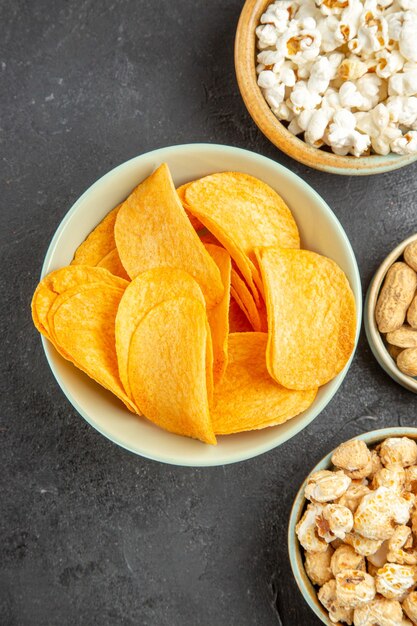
289 427 417 625
235 0 417 175
365 233 417 394
31 143 361 466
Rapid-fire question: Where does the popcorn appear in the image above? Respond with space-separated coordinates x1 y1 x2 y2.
389 70 417 97
332 439 373 480
331 544 366 576
336 569 376 608
304 108 334 145
353 597 404 626
376 49 405 78
256 0 417 156
296 503 329 552
305 469 352 503
399 11 417 62
356 74 384 110
339 57 369 80
290 80 322 113
327 109 371 156
387 525 417 565
405 465 417 493
386 96 417 126
317 504 355 541
371 463 406 493
367 540 389 567
337 482 372 513
308 57 334 93
318 579 354 624
403 591 417 624
300 437 417 626
391 130 417 152
375 563 417 600
305 546 335 586
345 532 384 557
354 487 413 541
379 438 417 468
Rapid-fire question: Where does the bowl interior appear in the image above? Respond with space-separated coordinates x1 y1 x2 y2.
288 427 417 625
42 143 362 466
235 0 417 175
365 233 417 394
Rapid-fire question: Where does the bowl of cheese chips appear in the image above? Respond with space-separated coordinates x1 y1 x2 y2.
31 144 361 465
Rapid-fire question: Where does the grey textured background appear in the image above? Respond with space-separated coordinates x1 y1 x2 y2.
1 1 416 625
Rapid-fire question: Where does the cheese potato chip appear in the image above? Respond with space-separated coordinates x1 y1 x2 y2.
114 164 224 308
229 297 253 333
185 172 300 305
31 265 128 340
47 282 136 413
176 183 204 231
116 267 205 399
256 247 356 390
127 296 216 444
96 248 130 280
231 267 267 332
71 205 129 280
204 244 231 384
211 333 317 435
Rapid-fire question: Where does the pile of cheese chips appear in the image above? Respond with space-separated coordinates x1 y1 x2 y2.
31 164 356 444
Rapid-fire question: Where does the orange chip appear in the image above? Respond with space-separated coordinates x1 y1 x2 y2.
71 205 129 280
127 296 216 444
96 248 130 280
204 244 231 384
185 172 300 305
229 297 253 333
231 267 267 332
115 267 205 399
31 265 128 341
114 164 224 308
256 247 356 390
176 183 204 231
47 282 136 413
211 333 317 434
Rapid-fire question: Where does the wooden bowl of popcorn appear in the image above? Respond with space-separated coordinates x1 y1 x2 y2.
235 0 417 175
288 428 417 625
365 233 417 394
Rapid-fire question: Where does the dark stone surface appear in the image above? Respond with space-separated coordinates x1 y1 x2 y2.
1 0 417 624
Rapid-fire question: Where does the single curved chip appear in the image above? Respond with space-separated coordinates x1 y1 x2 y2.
115 267 205 399
229 297 253 333
176 183 204 231
114 163 223 308
211 333 317 435
185 172 300 305
48 283 137 413
231 267 267 332
31 265 128 340
256 247 356 390
71 204 129 280
204 244 231 384
96 248 130 280
127 297 216 444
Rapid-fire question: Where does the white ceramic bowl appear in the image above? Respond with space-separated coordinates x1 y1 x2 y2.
41 143 362 466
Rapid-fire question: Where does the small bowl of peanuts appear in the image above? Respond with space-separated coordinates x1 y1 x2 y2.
288 427 417 625
365 233 417 394
235 0 417 175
